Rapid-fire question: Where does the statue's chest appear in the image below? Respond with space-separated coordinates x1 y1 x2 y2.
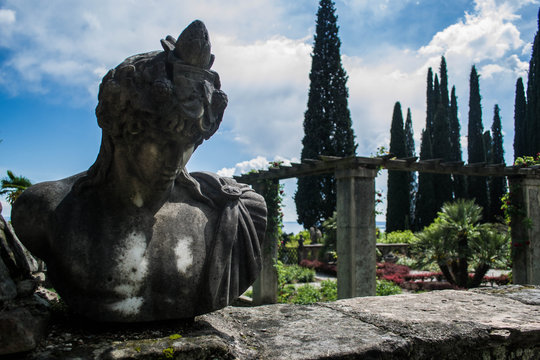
149 202 211 278
53 201 216 303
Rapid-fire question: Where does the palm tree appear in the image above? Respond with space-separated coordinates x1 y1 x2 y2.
0 170 32 205
415 199 508 288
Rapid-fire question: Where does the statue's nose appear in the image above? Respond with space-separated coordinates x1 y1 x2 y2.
163 142 185 169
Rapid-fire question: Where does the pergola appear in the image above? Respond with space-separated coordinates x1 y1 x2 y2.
234 155 540 304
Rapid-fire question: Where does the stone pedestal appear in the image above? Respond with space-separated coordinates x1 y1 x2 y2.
335 167 377 299
251 181 278 305
508 176 540 285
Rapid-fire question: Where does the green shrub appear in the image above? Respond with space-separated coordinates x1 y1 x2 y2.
376 279 402 296
276 261 315 284
286 230 312 248
379 230 418 244
319 212 337 259
291 284 321 305
320 280 337 301
278 284 296 303
395 255 417 268
415 199 509 288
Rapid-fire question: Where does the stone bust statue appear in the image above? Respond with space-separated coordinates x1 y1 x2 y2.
11 20 266 322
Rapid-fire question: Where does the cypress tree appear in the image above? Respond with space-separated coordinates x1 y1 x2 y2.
432 102 453 210
405 108 416 159
483 130 493 166
467 65 489 215
414 67 437 230
514 78 527 160
431 74 441 148
449 86 467 198
386 102 410 231
526 9 540 156
482 129 493 221
489 105 506 222
414 129 437 230
295 0 356 228
439 56 450 124
404 108 417 224
426 68 435 137
431 57 453 210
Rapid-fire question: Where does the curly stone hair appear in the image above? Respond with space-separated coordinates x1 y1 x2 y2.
74 22 228 193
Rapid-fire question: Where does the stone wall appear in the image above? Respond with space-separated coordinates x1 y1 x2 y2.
14 285 540 359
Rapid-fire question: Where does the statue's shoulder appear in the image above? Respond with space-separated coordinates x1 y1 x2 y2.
14 172 85 214
11 172 86 258
189 171 265 206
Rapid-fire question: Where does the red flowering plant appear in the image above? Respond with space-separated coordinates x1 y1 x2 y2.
376 262 410 285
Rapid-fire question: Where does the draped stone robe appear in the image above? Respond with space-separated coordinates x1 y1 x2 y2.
12 171 266 322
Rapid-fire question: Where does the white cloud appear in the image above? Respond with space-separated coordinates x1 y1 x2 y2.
480 63 507 78
0 9 15 25
342 0 415 18
216 155 299 177
343 52 426 156
419 0 528 70
0 0 303 96
212 35 311 158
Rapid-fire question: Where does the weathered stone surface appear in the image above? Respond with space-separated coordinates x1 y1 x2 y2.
0 255 17 301
0 295 50 356
203 303 410 359
97 335 232 360
473 284 540 305
321 289 540 359
18 287 540 359
201 288 540 359
0 213 38 301
10 20 266 322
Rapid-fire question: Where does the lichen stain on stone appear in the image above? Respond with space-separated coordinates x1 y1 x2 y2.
132 192 144 207
174 237 193 274
109 232 149 315
108 296 144 316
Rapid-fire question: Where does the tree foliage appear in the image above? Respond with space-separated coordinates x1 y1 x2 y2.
404 108 417 223
449 86 467 199
467 65 489 217
513 78 527 160
386 102 410 231
414 129 437 231
0 170 32 205
488 105 506 222
415 199 508 288
295 0 356 228
425 68 435 137
431 103 453 212
526 9 540 156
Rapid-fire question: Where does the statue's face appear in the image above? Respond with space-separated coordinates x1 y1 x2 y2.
124 131 195 190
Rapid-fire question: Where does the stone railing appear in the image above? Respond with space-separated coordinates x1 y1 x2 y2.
7 285 539 359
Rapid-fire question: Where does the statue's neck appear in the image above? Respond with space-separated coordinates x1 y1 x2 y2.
107 163 176 214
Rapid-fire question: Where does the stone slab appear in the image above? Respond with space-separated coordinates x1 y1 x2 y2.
15 286 540 359
202 303 409 359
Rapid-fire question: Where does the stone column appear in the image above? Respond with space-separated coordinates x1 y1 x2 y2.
251 180 278 305
508 176 540 285
335 167 377 299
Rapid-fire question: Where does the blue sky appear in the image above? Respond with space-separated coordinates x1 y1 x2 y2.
0 0 538 228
